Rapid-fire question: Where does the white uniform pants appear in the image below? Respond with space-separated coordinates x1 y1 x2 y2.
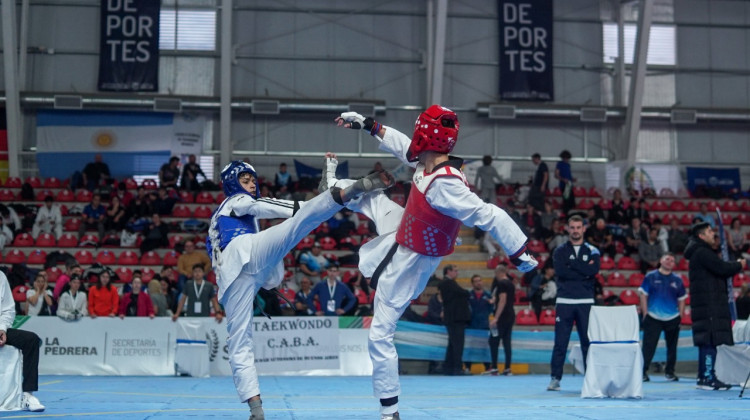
219 192 343 402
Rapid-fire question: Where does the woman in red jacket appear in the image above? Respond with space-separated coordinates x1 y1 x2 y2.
118 277 155 318
88 271 119 318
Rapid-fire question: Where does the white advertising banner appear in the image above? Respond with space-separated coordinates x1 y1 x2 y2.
21 317 176 376
590 160 685 198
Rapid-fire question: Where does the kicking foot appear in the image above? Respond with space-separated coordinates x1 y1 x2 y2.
340 170 394 202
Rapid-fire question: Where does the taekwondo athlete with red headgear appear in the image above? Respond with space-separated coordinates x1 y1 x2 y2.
335 105 537 420
208 160 393 419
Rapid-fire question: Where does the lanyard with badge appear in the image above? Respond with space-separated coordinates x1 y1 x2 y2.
327 281 336 313
193 281 205 314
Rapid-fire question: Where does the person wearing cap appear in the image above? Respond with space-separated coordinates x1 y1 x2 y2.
298 241 331 285
684 221 746 390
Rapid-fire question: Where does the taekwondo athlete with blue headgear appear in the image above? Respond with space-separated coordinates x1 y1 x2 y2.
208 160 393 420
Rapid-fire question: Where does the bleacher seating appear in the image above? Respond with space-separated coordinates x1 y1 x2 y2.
193 206 212 218
616 256 638 271
140 251 161 266
628 273 644 288
318 236 337 251
163 250 180 266
600 256 615 270
35 233 56 247
619 289 640 306
56 189 74 202
539 309 556 325
4 250 26 264
142 179 157 190
3 177 22 188
43 177 61 188
58 233 78 247
118 251 139 265
13 233 34 247
172 205 191 218
141 267 156 281
27 249 47 265
0 189 16 202
681 308 692 325
75 189 92 203
46 266 62 283
74 250 94 265
196 191 214 204
95 250 117 265
606 272 627 287
114 267 133 283
516 309 538 325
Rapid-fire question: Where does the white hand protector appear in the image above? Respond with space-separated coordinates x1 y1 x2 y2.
339 112 367 129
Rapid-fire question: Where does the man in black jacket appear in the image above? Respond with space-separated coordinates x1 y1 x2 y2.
438 264 471 375
685 221 746 391
548 215 601 391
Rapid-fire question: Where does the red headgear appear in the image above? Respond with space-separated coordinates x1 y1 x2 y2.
406 105 459 162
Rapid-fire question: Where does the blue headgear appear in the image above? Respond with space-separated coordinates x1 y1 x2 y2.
221 161 258 198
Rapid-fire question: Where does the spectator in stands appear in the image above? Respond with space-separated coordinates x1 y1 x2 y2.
118 277 155 318
694 203 716 229
0 204 21 236
519 203 543 240
425 292 443 325
127 186 152 221
57 274 87 321
488 265 516 376
736 283 750 320
172 264 223 322
624 217 647 256
53 262 82 301
0 272 45 412
0 215 14 251
438 264 471 376
294 276 315 316
585 218 616 258
307 265 356 316
639 228 664 274
181 154 206 192
554 150 575 215
475 155 503 204
148 279 170 317
82 154 110 192
607 188 628 226
152 187 178 216
105 195 128 233
528 153 548 211
159 156 181 189
276 278 297 316
32 196 62 239
545 218 568 253
176 239 212 292
652 217 669 254
540 201 557 232
667 219 690 254
114 181 134 207
139 213 170 254
348 274 375 316
530 262 557 319
160 276 178 314
25 273 54 316
548 215 600 391
78 193 106 241
274 162 293 193
298 241 330 284
685 221 744 390
626 198 650 225
639 253 686 382
726 217 748 259
88 271 119 318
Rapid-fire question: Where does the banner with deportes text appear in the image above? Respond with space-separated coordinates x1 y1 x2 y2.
36 110 205 179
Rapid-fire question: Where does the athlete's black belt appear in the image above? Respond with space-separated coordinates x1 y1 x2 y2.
370 242 399 290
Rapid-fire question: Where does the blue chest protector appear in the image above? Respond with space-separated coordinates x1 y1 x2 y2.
206 211 258 258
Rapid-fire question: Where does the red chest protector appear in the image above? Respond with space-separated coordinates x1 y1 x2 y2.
395 164 467 256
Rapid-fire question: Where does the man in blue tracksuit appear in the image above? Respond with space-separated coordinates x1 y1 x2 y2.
548 214 601 391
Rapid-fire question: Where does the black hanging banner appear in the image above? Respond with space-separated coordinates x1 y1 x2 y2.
498 0 553 101
98 0 160 92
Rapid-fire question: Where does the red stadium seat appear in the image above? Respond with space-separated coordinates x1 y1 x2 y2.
573 186 587 197
599 255 615 270
98 234 119 248
35 189 55 202
142 179 158 190
339 236 360 250
169 235 185 250
742 201 750 213
46 266 62 283
193 205 213 219
628 272 644 287
516 309 538 325
318 236 337 251
607 272 627 287
140 251 161 265
283 253 296 268
680 213 694 226
356 223 372 236
196 191 214 204
684 294 691 306
35 233 56 247
597 199 612 210
602 289 615 301
0 189 16 202
722 200 739 212
707 201 719 211
660 214 676 225
141 267 156 282
588 186 600 198
12 233 34 247
118 250 139 265
56 189 74 202
720 212 732 226
341 269 359 284
659 188 675 198
75 189 93 203
79 234 99 247
619 289 640 305
514 289 528 304
172 205 192 218
577 199 594 210
686 201 700 212
3 177 21 188
27 249 47 265
121 178 137 190
740 213 750 226
669 200 686 212
734 273 749 287
163 250 180 266
681 308 692 325
527 239 547 254
114 267 133 283
680 273 690 288
361 236 375 246
63 218 81 232
207 270 217 285
650 200 668 211
74 250 94 265
57 233 78 247
616 256 638 270
539 309 556 325
96 250 117 265
24 177 42 188
214 192 226 204
296 236 315 251
12 285 28 303
42 177 62 189
178 190 195 203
